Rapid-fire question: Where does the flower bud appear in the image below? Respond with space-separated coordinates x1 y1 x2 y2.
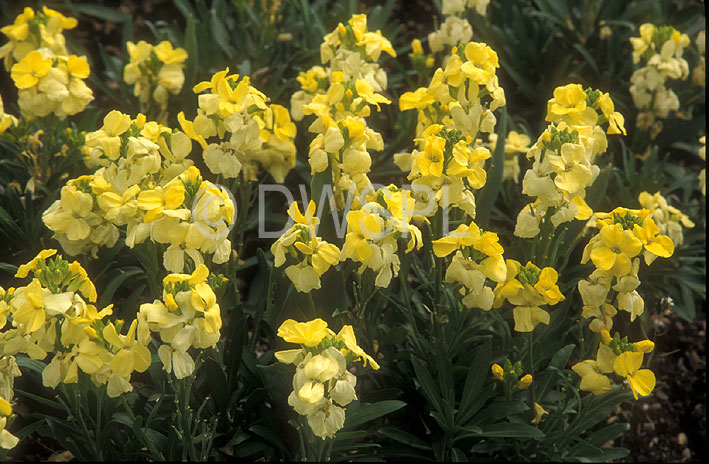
519 374 533 389
491 363 504 380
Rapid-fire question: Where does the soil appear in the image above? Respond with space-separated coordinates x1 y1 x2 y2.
616 308 707 463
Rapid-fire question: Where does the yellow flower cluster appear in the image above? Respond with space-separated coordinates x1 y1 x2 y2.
579 207 674 331
409 38 435 71
0 250 150 398
1 251 224 401
692 29 705 87
629 24 690 132
9 48 93 120
342 187 423 287
273 189 423 292
442 0 490 16
138 265 223 379
493 260 564 332
271 201 340 293
275 318 379 439
488 130 531 184
433 220 505 310
638 191 694 246
428 17 473 54
0 354 21 450
491 359 533 390
0 6 77 70
2 8 93 120
292 15 395 208
426 0 492 54
573 330 655 399
515 84 625 238
123 40 187 116
179 68 296 183
44 110 234 272
398 42 505 217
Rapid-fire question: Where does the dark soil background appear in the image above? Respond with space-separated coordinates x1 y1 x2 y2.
617 308 707 463
1 1 705 461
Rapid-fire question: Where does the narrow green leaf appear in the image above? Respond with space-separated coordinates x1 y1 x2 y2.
476 108 507 227
345 400 406 429
378 427 431 450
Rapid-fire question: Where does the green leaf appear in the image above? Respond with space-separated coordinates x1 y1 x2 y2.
378 427 431 450
345 400 406 429
475 107 507 227
73 4 130 22
210 9 234 59
249 424 288 452
410 356 444 415
184 13 199 87
98 267 143 309
457 339 492 425
477 422 545 438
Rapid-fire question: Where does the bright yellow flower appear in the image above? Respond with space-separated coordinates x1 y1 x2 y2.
15 249 57 278
613 351 655 399
589 224 643 275
518 374 533 389
531 402 548 424
342 210 384 262
335 325 380 369
491 363 504 380
399 87 435 110
572 360 611 396
11 50 52 89
355 79 390 111
546 83 586 122
547 143 593 195
432 221 481 257
277 318 332 347
512 305 550 332
533 268 565 305
632 217 674 261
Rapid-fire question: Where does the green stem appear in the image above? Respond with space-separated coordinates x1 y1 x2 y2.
121 396 165 461
527 332 537 407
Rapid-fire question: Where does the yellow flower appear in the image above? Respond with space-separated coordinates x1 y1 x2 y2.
277 318 332 347
589 224 643 275
572 360 611 396
533 268 565 305
103 320 151 379
153 41 188 64
11 50 52 89
399 88 435 111
307 401 346 439
66 55 90 79
432 221 481 257
546 83 587 122
518 374 533 389
335 325 380 369
355 79 390 111
547 143 593 195
411 38 423 55
512 305 550 332
342 210 383 262
632 217 674 263
598 93 626 135
15 249 57 278
634 340 655 353
531 402 548 424
613 351 655 399
10 279 48 334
